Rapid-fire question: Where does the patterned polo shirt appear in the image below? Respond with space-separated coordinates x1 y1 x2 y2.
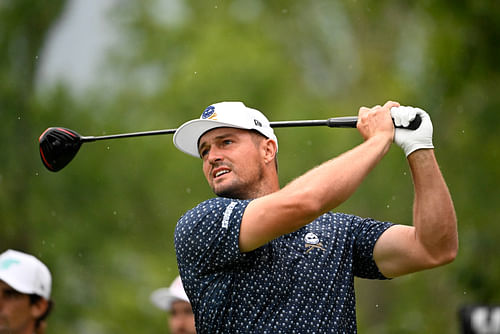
175 197 394 333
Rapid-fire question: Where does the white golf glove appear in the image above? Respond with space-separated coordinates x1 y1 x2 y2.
390 106 434 157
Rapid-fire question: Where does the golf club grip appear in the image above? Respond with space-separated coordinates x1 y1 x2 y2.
324 114 422 130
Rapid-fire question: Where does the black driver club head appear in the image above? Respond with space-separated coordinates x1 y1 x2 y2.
39 127 83 172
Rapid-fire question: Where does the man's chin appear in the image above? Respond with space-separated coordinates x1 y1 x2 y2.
214 186 244 199
215 189 237 199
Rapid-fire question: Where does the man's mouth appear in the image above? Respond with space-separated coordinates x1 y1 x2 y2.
213 168 230 179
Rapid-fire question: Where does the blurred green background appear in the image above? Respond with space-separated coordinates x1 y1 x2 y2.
1 0 499 333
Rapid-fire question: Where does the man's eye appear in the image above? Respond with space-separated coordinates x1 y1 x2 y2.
200 148 209 157
223 140 233 145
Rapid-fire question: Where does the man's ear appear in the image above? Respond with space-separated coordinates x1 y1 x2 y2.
262 139 277 164
31 298 49 319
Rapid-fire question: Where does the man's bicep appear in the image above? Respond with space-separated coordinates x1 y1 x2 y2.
239 195 310 253
239 198 276 253
373 224 435 278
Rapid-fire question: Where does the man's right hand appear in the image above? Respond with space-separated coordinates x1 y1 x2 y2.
357 101 399 144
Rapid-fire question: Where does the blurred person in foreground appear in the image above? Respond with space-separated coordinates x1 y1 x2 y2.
172 100 458 333
151 275 196 334
0 249 53 334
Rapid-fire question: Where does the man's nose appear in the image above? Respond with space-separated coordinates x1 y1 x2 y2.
207 147 223 164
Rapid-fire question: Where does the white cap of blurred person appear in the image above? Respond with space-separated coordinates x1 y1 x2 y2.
150 275 195 334
0 249 53 334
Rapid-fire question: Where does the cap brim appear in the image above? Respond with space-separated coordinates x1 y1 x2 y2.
173 119 251 158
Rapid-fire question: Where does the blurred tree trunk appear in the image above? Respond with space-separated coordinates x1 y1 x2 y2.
0 0 67 246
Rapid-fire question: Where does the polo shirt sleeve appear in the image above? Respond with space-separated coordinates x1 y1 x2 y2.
350 215 394 279
175 197 251 276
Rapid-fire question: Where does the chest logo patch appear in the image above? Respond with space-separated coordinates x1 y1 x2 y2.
304 232 326 253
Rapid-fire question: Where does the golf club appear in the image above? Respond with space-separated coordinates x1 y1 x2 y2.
39 115 421 172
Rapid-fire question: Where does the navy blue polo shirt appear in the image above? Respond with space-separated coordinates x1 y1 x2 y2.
175 197 393 333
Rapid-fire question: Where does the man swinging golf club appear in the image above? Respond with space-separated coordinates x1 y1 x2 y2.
172 100 458 333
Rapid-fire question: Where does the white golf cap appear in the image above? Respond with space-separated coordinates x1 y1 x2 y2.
0 249 52 300
150 276 190 311
173 101 278 157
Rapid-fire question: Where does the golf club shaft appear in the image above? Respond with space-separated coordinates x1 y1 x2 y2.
80 116 360 142
81 128 177 142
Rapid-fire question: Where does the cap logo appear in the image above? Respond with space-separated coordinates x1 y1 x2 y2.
254 119 262 127
201 106 217 120
0 258 20 270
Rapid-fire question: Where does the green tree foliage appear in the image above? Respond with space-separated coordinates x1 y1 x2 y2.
1 0 66 244
1 0 499 333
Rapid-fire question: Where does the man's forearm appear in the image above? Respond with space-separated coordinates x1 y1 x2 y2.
408 149 458 265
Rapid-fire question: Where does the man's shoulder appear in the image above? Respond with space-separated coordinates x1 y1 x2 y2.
178 197 251 223
187 197 248 213
174 197 251 261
